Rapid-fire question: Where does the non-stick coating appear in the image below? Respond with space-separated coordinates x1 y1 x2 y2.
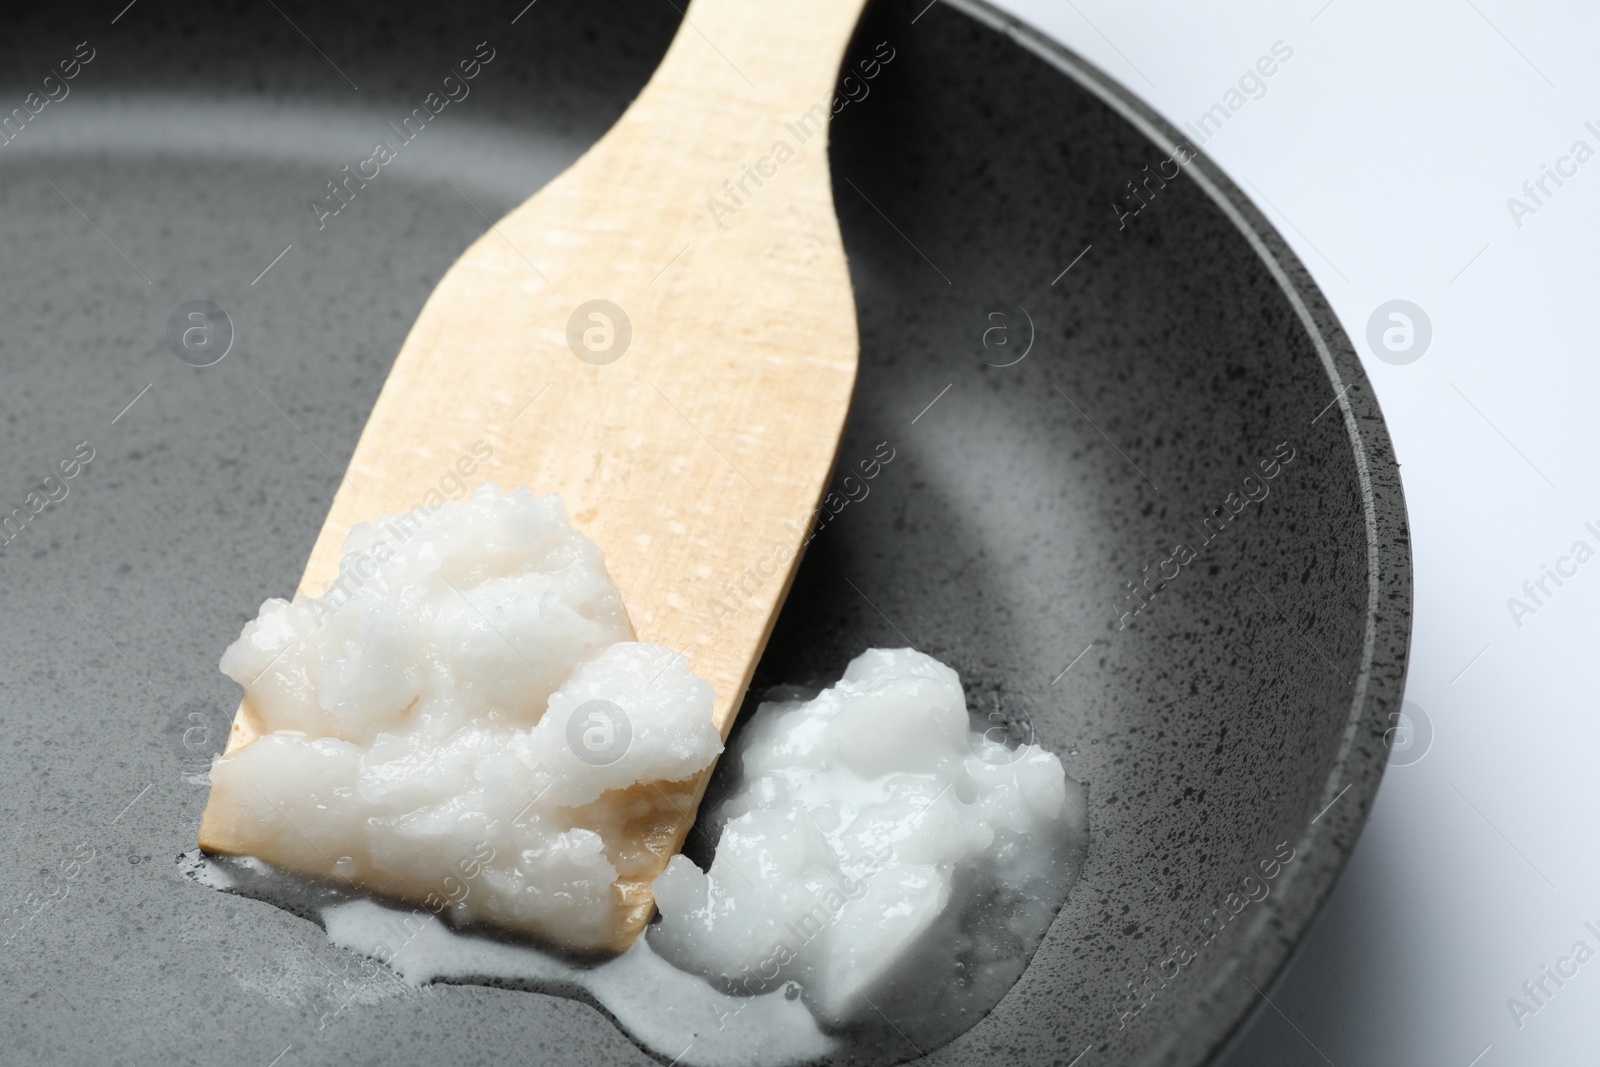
0 1 1409 1064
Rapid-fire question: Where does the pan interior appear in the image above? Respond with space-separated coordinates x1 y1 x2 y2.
0 1 1396 1065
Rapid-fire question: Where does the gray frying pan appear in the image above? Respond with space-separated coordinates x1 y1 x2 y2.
0 0 1409 1063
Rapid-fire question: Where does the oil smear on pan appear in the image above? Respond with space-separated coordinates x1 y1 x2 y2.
188 489 1087 1065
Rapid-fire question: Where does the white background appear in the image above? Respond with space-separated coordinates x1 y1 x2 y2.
986 1 1600 1064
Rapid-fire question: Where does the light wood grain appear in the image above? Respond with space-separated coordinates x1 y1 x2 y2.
199 0 868 950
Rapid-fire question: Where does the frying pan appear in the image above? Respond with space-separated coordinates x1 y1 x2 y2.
0 0 1410 1064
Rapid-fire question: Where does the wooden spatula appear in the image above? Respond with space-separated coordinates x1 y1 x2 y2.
199 0 869 950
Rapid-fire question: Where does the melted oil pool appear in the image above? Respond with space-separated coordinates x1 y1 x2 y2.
187 648 1087 1066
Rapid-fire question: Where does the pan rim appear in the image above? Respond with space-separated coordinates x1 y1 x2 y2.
930 2 1414 1063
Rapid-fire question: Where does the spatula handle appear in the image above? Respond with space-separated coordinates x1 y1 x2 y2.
636 0 873 127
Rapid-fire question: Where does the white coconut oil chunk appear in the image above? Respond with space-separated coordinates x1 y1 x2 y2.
200 485 1087 1064
202 485 724 953
651 647 1088 1050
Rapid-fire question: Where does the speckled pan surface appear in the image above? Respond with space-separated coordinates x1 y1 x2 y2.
0 0 1409 1064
